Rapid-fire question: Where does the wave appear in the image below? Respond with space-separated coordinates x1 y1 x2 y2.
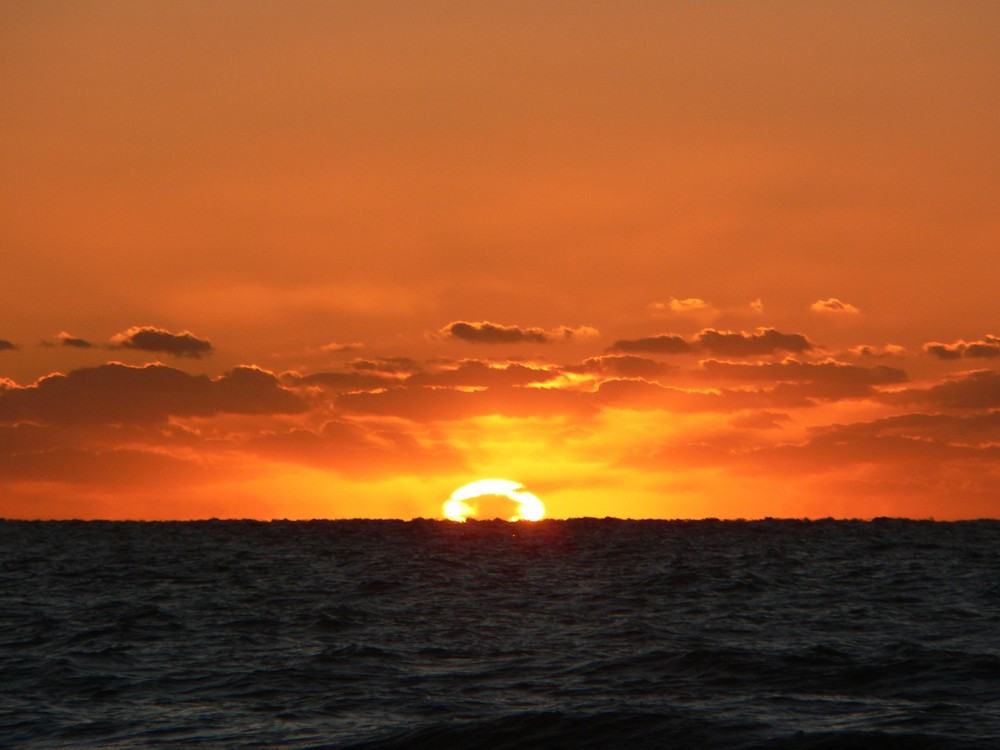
332 710 990 750
3 519 1000 748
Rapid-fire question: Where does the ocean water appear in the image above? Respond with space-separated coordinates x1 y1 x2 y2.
2 518 999 749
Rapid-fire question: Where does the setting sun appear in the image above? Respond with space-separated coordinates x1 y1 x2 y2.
443 479 546 522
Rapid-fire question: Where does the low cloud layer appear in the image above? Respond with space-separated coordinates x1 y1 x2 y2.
2 313 999 518
608 334 693 355
0 340 16 352
110 326 214 358
406 361 555 388
320 341 364 353
649 297 711 314
610 328 814 357
699 359 907 386
698 328 814 356
811 298 860 315
245 420 462 477
57 332 94 348
288 371 399 393
352 357 422 375
443 320 598 345
0 363 305 425
924 336 1000 360
886 369 1000 409
850 344 907 358
571 355 674 379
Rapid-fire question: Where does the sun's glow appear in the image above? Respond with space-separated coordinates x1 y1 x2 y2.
443 478 546 522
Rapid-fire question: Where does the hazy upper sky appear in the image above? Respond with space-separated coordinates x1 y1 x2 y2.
2 2 998 520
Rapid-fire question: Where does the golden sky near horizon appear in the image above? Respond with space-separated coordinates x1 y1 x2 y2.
2 2 999 520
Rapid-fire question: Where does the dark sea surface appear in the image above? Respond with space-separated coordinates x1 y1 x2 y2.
2 519 1000 749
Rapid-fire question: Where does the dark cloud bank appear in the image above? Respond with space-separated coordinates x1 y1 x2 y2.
110 326 214 359
442 321 596 345
610 328 814 357
925 336 1000 360
0 363 304 425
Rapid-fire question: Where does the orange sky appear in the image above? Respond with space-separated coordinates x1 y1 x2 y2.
2 2 998 520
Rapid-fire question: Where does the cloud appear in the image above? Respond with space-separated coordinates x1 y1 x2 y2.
609 328 813 357
442 320 598 345
0 363 306 425
829 411 1000 446
571 355 674 379
924 343 964 361
290 360 559 393
743 429 995 477
849 344 907 358
213 365 308 415
924 335 1000 360
810 298 860 315
695 328 814 357
608 334 694 355
696 360 908 405
644 409 1000 490
649 297 711 314
406 360 556 388
110 326 213 358
749 298 764 314
56 331 94 348
318 350 899 424
288 371 398 393
595 378 723 412
338 384 594 422
597 367 901 413
0 340 17 351
556 325 601 341
698 359 907 386
320 341 363 354
594 378 814 412
630 399 1000 495
733 411 1000 481
244 420 462 477
885 369 1000 409
0 425 187 493
443 321 550 344
965 341 1000 358
0 421 199 456
351 357 422 375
